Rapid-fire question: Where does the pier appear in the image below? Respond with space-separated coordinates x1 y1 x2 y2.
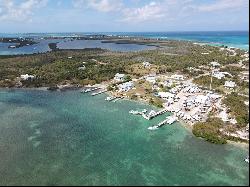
148 116 177 130
143 108 169 120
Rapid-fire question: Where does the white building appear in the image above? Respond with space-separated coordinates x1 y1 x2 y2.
142 61 151 68
114 73 125 82
145 74 157 84
224 81 236 89
20 74 35 80
118 81 134 92
171 74 184 80
210 61 220 67
158 92 175 99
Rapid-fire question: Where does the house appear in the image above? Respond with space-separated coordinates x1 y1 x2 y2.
20 74 35 80
158 92 175 99
114 73 125 82
171 74 184 80
142 61 151 68
212 71 225 79
118 81 134 92
224 81 236 89
210 61 220 67
145 74 157 84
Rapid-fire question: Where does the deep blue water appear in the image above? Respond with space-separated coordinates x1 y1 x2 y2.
0 31 248 51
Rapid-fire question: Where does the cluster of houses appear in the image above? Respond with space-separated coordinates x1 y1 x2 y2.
155 81 225 124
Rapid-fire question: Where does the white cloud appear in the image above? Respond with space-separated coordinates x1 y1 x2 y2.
0 0 48 22
120 1 165 23
73 0 123 12
196 0 248 12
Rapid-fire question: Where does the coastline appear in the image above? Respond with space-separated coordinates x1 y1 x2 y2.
0 85 249 148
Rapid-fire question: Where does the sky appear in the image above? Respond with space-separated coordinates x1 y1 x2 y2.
0 0 249 33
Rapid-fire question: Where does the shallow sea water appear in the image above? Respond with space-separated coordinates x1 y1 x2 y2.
0 89 248 185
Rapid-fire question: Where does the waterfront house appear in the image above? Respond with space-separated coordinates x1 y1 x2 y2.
20 74 35 80
114 73 125 82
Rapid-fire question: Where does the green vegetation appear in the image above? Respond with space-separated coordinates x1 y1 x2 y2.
193 75 225 89
149 97 164 108
222 92 249 127
192 118 227 144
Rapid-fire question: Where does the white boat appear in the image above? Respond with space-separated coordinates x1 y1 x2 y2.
244 157 249 163
105 96 116 101
129 110 139 115
142 109 147 113
166 116 177 125
148 126 158 130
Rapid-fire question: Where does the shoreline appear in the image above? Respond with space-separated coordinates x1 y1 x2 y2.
0 87 249 149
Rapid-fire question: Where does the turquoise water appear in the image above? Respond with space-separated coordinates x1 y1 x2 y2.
0 89 248 186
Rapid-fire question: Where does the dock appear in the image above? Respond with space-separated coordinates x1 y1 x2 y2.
144 108 169 120
148 116 177 130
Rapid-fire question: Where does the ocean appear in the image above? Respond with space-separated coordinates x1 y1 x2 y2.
0 89 248 186
0 31 248 55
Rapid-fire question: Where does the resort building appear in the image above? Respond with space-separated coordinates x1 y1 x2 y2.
20 74 35 80
224 81 236 89
114 73 125 82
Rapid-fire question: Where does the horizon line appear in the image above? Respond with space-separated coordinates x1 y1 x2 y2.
0 30 249 34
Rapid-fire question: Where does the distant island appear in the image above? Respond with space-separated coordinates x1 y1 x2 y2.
0 35 249 145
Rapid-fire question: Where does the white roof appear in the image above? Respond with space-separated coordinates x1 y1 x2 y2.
224 81 236 88
158 92 175 98
115 73 125 78
210 61 220 67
